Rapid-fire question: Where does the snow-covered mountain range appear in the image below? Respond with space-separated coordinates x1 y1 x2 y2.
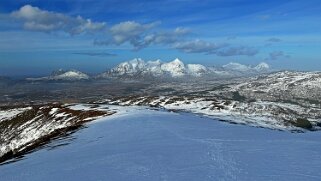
25 58 271 81
97 58 271 79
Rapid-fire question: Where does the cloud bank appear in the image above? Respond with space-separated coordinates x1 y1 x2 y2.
9 5 259 57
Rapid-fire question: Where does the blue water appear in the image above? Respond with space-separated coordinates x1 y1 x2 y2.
1 108 321 181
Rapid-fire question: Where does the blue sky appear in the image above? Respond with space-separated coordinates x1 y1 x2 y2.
0 0 321 76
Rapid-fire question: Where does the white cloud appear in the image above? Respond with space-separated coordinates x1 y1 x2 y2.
216 46 259 57
141 27 190 47
110 21 159 45
11 5 106 35
174 39 226 54
94 21 160 48
173 40 258 56
95 22 190 50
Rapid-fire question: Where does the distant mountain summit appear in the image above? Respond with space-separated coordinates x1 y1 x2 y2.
98 58 271 79
220 62 270 75
254 62 270 72
50 69 89 80
27 69 89 81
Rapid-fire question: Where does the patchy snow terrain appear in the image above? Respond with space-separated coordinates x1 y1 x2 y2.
104 96 321 131
1 107 321 181
0 104 113 162
0 107 32 123
234 71 321 104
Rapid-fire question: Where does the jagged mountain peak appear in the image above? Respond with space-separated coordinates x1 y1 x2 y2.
172 58 183 63
160 58 186 77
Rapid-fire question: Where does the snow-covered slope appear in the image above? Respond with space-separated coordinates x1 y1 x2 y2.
27 69 90 81
2 106 321 181
98 58 270 79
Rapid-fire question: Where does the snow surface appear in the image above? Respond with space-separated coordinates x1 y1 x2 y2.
1 106 321 181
